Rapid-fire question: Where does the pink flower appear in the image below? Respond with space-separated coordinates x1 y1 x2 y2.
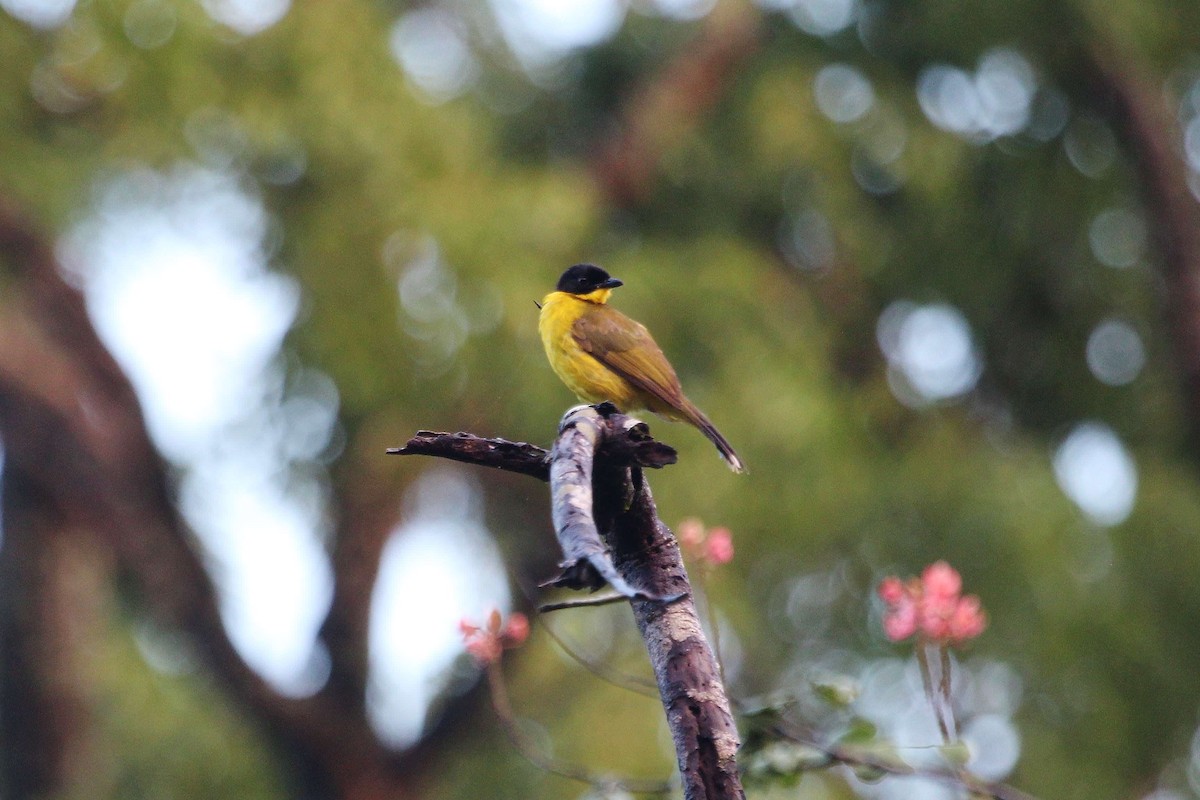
922 561 962 598
678 518 706 548
676 518 736 567
948 595 987 642
460 610 531 665
705 527 735 565
878 577 919 641
877 562 987 646
877 576 906 605
502 613 530 647
465 635 503 664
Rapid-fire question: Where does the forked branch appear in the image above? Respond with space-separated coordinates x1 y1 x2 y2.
393 404 745 800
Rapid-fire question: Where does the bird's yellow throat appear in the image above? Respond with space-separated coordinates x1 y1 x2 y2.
538 289 637 408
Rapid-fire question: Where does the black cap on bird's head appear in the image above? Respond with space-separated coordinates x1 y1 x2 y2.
556 264 623 294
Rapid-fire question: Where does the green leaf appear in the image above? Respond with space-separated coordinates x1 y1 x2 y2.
812 676 860 708
850 762 888 784
940 740 972 766
837 717 878 744
746 741 833 778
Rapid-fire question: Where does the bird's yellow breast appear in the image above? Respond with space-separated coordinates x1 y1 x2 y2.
538 291 639 408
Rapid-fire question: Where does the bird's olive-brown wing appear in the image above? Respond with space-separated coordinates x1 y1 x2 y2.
572 304 684 408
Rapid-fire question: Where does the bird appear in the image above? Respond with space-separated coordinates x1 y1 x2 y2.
538 263 746 473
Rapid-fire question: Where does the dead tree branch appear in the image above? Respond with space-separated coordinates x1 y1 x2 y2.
389 431 552 480
396 404 744 800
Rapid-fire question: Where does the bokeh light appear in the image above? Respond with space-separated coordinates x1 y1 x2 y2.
962 714 1021 781
59 166 298 459
490 0 624 65
814 63 875 124
916 49 1036 142
644 0 717 20
1089 207 1148 269
390 8 480 103
851 105 908 194
778 0 859 38
1053 422 1138 526
123 0 176 48
1086 318 1146 386
877 301 982 404
181 462 334 696
59 164 336 694
0 0 74 28
199 0 290 35
1143 791 1189 800
367 469 510 747
1184 116 1200 172
386 233 495 379
1063 114 1118 177
1025 87 1071 142
849 653 1022 798
780 208 836 272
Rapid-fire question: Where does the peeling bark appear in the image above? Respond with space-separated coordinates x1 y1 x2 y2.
399 405 744 799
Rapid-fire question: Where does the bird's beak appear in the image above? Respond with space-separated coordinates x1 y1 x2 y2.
599 278 623 289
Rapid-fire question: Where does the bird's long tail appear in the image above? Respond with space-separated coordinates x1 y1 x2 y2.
680 399 746 474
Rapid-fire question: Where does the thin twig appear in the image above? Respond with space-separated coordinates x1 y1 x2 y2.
539 620 659 697
538 593 635 613
824 740 1035 800
938 645 957 741
770 726 1038 800
484 662 673 795
915 642 952 745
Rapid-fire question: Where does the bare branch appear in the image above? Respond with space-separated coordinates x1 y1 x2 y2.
545 407 681 601
401 404 744 799
611 481 744 800
389 431 551 481
554 406 744 800
537 593 632 613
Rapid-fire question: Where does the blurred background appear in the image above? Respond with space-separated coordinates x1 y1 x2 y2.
1 0 1199 798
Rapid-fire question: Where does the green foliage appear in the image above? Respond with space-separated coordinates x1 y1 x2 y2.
95 619 288 800
4 0 1200 797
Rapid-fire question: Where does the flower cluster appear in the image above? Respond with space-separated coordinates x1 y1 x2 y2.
459 609 530 665
878 561 987 646
677 518 735 566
